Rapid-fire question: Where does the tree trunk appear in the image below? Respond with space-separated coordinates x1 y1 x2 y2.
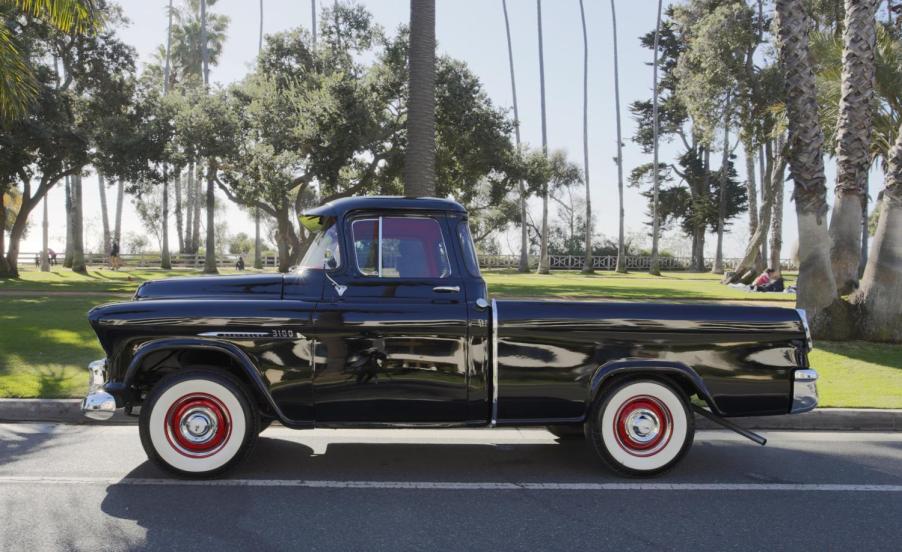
536 0 550 275
175 169 184 253
854 116 902 341
648 0 663 276
40 193 49 272
759 145 769 265
98 173 111 255
744 141 759 261
611 0 626 273
311 0 317 44
193 163 202 253
161 173 171 269
859 176 869 276
0 190 9 275
254 209 263 269
502 0 529 273
70 174 87 274
114 178 124 245
712 97 731 275
4 206 31 278
203 161 218 274
64 176 73 268
404 0 436 197
829 0 878 295
722 142 786 284
775 0 840 335
770 139 786 272
186 162 194 252
578 0 593 274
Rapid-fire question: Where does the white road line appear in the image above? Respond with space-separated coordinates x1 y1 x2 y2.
0 476 900 491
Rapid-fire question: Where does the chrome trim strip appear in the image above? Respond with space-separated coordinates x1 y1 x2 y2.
197 331 271 339
491 298 499 427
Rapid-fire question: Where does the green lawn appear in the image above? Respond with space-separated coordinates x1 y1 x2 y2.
1 267 899 407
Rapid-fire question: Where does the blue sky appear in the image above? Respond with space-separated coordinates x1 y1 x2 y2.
24 0 872 259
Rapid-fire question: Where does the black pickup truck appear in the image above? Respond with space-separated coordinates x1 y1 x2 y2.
83 196 818 477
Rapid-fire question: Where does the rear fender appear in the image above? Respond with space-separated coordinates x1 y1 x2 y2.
588 360 721 415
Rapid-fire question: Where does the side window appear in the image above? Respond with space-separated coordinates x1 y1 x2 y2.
298 220 341 269
351 216 451 279
457 220 481 276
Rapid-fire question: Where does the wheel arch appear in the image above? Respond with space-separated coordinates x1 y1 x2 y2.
588 360 721 415
124 338 290 424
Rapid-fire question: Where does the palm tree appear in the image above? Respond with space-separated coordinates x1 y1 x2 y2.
70 174 87 274
828 0 879 295
97 172 110 255
773 0 838 332
253 0 263 269
536 0 551 275
648 0 663 276
502 0 529 273
611 0 626 273
0 0 102 122
404 0 436 197
578 0 593 274
160 0 175 270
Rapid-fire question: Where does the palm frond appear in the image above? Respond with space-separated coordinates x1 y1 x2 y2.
2 0 103 34
0 24 38 122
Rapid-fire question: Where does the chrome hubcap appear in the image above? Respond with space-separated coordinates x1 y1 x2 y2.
179 407 218 444
625 408 660 444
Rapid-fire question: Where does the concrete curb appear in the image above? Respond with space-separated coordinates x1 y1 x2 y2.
0 399 900 431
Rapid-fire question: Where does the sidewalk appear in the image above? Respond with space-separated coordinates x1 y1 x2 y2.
0 398 899 430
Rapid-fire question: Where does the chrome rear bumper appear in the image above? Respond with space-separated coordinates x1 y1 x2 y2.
81 359 117 421
791 369 819 414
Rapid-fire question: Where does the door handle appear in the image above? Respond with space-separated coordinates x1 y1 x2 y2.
433 286 460 293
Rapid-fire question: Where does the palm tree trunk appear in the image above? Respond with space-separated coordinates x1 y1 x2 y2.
502 0 529 273
40 192 49 272
611 0 626 273
98 172 110 255
311 0 317 45
649 0 663 276
193 163 202 254
0 191 7 275
175 169 184 253
536 0 551 275
759 144 769 264
63 176 73 268
712 96 731 275
204 160 218 274
829 0 878 295
774 0 839 333
854 120 902 341
859 176 869 276
70 174 87 274
744 141 759 261
578 0 593 274
161 174 171 269
254 209 263 269
404 0 436 197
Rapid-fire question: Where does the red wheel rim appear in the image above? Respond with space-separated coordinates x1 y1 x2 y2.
613 395 673 457
164 392 232 458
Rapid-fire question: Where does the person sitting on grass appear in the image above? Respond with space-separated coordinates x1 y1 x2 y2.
752 268 785 292
753 268 775 288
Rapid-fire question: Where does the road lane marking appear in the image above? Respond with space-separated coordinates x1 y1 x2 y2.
0 476 900 491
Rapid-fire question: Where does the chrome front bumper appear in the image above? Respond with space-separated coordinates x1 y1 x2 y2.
791 369 819 414
81 359 117 421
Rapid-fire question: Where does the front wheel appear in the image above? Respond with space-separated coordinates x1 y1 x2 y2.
587 379 694 477
139 369 259 478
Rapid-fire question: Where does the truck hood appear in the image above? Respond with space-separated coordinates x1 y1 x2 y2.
134 274 284 300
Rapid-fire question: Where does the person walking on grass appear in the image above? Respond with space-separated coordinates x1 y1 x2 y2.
110 239 121 271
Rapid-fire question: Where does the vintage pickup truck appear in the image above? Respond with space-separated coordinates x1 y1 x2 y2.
83 196 818 477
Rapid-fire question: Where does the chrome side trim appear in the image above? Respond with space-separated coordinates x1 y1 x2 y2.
791 368 819 414
491 298 499 427
197 331 271 339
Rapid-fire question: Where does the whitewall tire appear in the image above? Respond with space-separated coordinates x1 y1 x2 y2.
139 369 258 477
588 379 694 476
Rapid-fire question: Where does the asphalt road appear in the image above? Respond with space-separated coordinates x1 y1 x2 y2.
1 424 900 552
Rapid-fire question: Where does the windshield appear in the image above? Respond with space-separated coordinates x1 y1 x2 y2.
297 218 341 270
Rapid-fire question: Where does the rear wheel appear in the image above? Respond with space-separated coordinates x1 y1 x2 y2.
139 369 259 478
587 379 694 476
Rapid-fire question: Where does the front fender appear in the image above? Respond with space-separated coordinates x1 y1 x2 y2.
122 337 300 427
588 360 721 415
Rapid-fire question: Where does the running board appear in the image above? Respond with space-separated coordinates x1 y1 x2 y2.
691 405 767 446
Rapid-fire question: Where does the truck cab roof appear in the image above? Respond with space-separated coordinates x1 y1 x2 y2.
302 196 467 218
